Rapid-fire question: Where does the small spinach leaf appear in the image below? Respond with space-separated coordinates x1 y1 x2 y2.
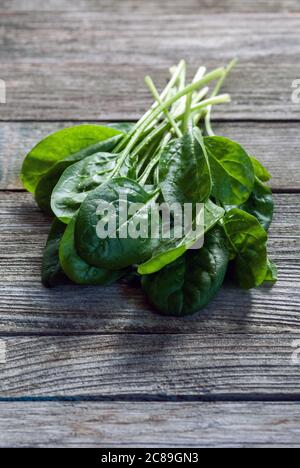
35 135 123 213
21 125 122 193
223 208 268 289
75 178 159 270
251 156 271 182
138 200 224 275
204 136 254 205
264 259 278 284
42 219 67 287
51 152 120 223
142 227 229 316
226 177 274 232
159 127 212 205
59 216 125 285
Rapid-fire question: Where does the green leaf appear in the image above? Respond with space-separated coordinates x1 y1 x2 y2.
75 178 159 270
204 136 254 205
51 152 120 224
21 124 122 193
226 177 274 232
142 227 229 316
264 259 278 284
59 216 125 285
35 135 123 214
159 127 212 205
251 156 271 182
42 219 67 287
223 208 268 289
138 200 225 275
108 122 136 134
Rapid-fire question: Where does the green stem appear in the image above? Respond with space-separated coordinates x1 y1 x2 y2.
112 68 225 176
205 59 237 136
130 93 230 160
114 60 186 153
138 133 171 186
145 76 183 138
136 136 161 177
182 92 193 134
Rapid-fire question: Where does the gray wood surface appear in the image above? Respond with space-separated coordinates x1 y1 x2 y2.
1 122 299 191
0 11 300 120
0 402 300 448
0 192 299 334
1 333 300 398
2 0 300 14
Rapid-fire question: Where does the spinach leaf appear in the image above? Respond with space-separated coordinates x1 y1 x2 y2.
35 135 123 214
75 177 159 270
138 199 224 275
142 227 229 316
42 219 67 287
51 152 120 224
109 122 136 134
159 127 212 205
59 216 125 285
226 177 274 232
21 124 122 194
264 259 278 284
223 208 268 289
251 156 271 182
204 136 254 205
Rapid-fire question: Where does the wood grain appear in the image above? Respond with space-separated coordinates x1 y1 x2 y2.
0 402 300 447
1 333 300 398
0 12 300 120
1 121 300 191
0 191 299 335
1 0 300 14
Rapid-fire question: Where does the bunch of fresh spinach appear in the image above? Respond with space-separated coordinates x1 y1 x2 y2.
21 60 277 316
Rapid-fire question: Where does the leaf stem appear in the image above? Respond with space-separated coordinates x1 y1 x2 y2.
205 59 237 135
130 93 230 160
112 67 226 180
145 76 183 138
114 60 186 153
182 92 193 134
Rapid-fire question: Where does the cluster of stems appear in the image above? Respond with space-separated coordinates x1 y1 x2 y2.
111 59 236 184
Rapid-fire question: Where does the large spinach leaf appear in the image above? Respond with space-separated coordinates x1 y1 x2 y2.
204 136 254 205
142 227 229 316
21 125 122 193
75 178 159 270
59 216 125 285
159 127 212 205
42 219 67 287
138 200 224 275
109 122 135 134
51 152 120 224
35 135 123 213
223 208 268 288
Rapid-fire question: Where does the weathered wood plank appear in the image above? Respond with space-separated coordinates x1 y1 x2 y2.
0 402 300 448
0 333 300 397
0 192 299 334
1 122 299 191
1 0 300 14
0 13 300 120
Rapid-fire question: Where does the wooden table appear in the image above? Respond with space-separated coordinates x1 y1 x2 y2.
0 0 300 448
